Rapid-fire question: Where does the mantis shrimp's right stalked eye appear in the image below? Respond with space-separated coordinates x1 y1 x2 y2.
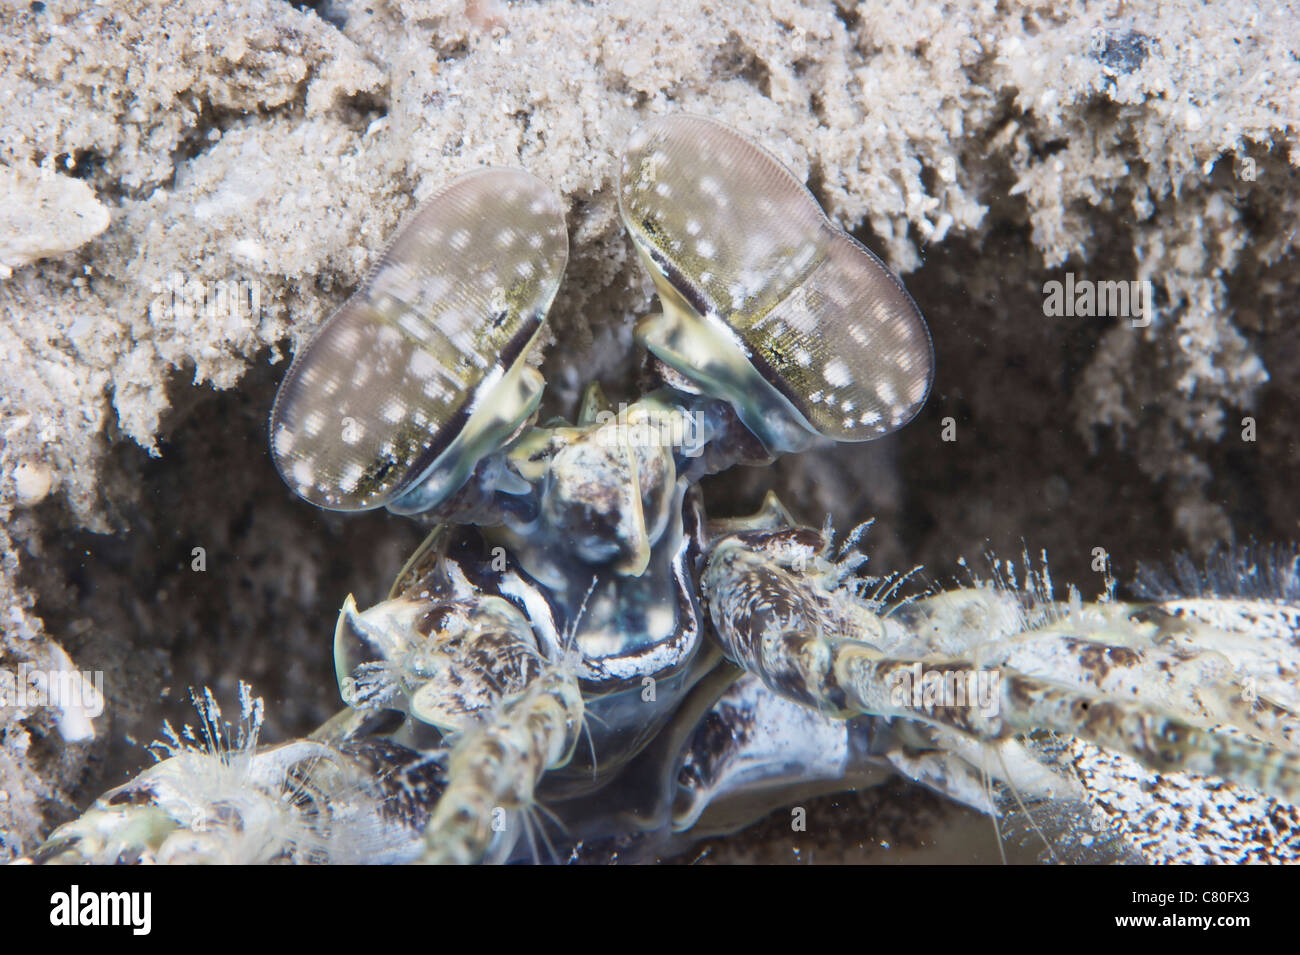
619 115 934 454
270 169 568 514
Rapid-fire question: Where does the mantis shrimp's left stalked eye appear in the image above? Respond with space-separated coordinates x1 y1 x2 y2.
270 169 568 514
619 115 934 454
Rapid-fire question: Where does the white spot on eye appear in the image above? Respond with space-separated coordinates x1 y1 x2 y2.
686 219 701 236
528 234 544 249
273 425 293 455
794 348 812 367
700 176 719 195
746 233 776 260
909 378 927 403
304 411 325 437
419 274 450 302
655 182 672 197
824 360 851 387
877 381 898 405
700 271 712 283
782 300 818 335
451 229 471 251
516 260 535 279
377 325 402 349
859 410 881 425
409 350 437 378
529 198 549 214
323 379 339 397
292 460 314 486
842 399 855 412
496 229 516 248
423 379 447 400
697 239 716 258
351 367 372 388
339 462 363 493
809 390 823 403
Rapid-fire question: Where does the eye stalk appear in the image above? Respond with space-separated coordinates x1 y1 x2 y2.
618 114 934 455
269 168 568 514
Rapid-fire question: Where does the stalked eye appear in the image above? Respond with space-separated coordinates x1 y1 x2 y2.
270 168 568 513
619 115 934 454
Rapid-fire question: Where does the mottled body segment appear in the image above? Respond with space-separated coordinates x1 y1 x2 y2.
422 666 585 865
336 591 545 733
704 527 1300 810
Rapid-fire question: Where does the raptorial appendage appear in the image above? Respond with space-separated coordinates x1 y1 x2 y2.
703 518 1300 853
422 668 584 864
333 519 589 864
34 686 445 865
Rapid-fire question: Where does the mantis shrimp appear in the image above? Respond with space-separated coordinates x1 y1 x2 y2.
32 115 1300 865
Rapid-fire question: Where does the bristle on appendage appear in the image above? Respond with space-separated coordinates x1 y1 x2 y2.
1134 543 1300 604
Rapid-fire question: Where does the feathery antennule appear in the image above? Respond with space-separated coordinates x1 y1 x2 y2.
815 514 927 615
1134 542 1300 603
152 683 265 767
869 566 928 615
955 545 1092 635
837 516 875 560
